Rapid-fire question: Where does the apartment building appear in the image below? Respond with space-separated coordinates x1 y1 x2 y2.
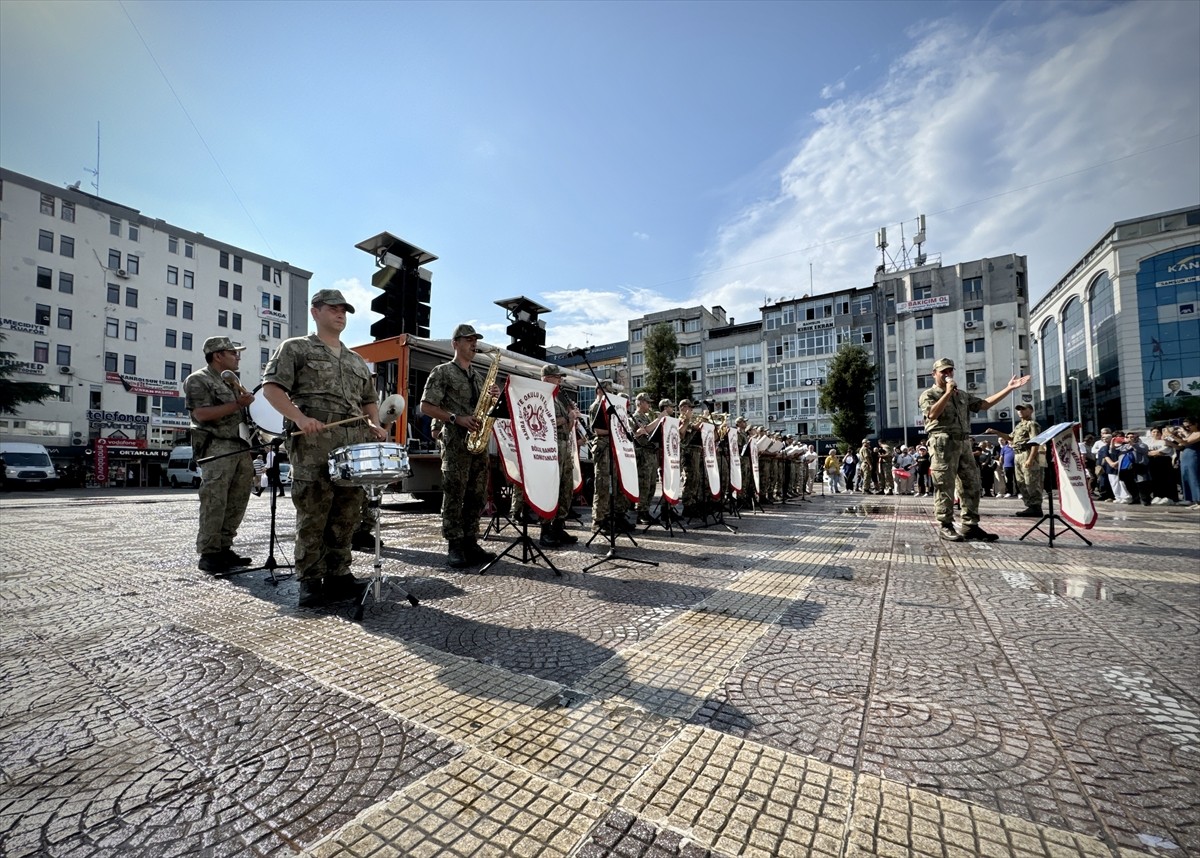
0 168 311 485
1030 206 1200 432
627 305 728 403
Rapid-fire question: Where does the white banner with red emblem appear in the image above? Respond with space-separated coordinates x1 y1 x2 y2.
727 427 743 495
660 415 682 503
603 392 640 503
492 418 521 484
504 376 560 519
701 422 721 498
1042 421 1098 529
749 436 763 492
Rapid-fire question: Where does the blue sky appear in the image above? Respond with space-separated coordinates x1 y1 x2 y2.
2 0 1197 351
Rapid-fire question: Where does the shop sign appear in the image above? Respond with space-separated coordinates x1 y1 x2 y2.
0 359 47 375
153 414 192 428
105 372 181 397
896 295 950 313
259 307 288 322
88 410 151 428
1157 255 1199 288
0 318 47 336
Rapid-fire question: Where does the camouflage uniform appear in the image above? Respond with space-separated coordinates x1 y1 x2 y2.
919 382 984 528
511 390 574 526
184 366 254 556
263 335 374 583
878 443 894 494
631 408 659 516
680 421 704 510
589 395 614 528
1010 415 1044 509
422 358 488 542
858 442 877 492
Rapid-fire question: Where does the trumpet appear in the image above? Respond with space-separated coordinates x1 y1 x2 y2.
220 370 252 398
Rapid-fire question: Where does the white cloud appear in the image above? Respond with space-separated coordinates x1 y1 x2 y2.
541 286 676 349
632 231 650 241
694 1 1200 321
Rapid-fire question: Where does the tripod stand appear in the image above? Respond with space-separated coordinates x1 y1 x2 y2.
354 483 419 620
1019 474 1092 547
480 512 563 576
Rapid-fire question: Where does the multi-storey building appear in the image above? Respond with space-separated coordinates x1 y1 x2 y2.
627 305 728 402
0 168 311 485
548 340 627 415
1030 206 1200 433
704 319 764 421
758 289 879 438
877 253 1032 445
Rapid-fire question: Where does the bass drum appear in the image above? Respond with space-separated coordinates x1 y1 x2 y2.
247 384 286 441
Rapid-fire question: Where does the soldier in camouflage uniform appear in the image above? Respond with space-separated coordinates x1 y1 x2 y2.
419 323 501 568
877 442 895 495
510 364 581 548
988 403 1044 517
184 336 256 573
631 393 660 523
262 290 387 607
588 380 624 533
919 357 1030 542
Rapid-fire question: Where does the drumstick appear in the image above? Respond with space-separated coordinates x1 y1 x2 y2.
289 415 369 437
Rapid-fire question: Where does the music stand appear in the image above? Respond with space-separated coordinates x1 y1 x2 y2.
1019 431 1093 548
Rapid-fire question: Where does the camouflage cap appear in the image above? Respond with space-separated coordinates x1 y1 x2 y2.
598 379 615 391
311 288 355 313
1015 403 1033 412
541 363 565 377
202 336 246 356
635 392 652 403
658 398 674 409
678 398 693 408
933 357 955 371
452 323 483 340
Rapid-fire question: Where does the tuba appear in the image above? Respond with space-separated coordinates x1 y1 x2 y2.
465 346 502 455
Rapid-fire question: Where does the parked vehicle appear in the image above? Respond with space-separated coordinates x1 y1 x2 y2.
166 446 202 488
0 442 57 489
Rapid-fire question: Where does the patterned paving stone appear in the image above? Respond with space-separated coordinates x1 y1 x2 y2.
575 808 734 858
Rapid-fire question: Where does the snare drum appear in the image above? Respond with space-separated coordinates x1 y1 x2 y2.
328 443 412 486
247 385 286 440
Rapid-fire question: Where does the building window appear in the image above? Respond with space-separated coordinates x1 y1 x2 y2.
108 249 122 269
35 304 51 325
967 369 986 387
630 327 643 342
261 320 271 337
233 282 243 301
886 322 895 337
219 280 229 298
128 224 139 242
184 241 194 258
233 255 243 273
914 314 933 331
57 308 72 330
164 361 177 380
59 236 74 258
58 385 72 403
61 201 75 222
916 373 933 389
183 270 194 289
218 310 228 327
126 255 139 275
168 236 178 253
125 321 138 341
34 341 50 363
273 268 281 285
631 352 644 367
165 329 177 348
965 337 985 354
38 229 53 252
40 193 55 215
58 272 73 293
913 285 932 301
963 277 982 299
260 348 270 364
180 362 192 377
106 317 118 338
105 352 118 373
262 263 271 281
125 288 138 308
219 251 229 269
965 307 984 324
167 297 178 316
89 388 102 408
272 322 282 339
56 344 71 366
915 344 934 361
123 354 136 375
182 301 193 320
181 332 193 350
37 267 52 289
107 283 120 303
167 266 179 285
231 312 242 331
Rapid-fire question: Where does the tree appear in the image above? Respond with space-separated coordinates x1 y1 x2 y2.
642 323 693 404
819 344 876 448
0 334 57 415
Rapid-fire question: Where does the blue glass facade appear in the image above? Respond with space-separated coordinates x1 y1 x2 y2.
1138 245 1200 412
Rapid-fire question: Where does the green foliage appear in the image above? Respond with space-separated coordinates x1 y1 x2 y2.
819 344 876 448
1146 395 1200 426
0 334 58 416
642 323 692 404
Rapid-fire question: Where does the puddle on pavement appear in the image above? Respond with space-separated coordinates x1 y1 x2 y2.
1050 577 1120 600
841 505 890 515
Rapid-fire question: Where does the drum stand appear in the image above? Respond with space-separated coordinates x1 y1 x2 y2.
355 484 419 621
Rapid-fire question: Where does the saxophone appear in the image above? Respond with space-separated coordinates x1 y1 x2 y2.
465 346 502 455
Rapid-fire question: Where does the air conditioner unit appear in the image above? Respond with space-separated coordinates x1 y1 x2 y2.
967 382 978 390
998 410 1011 420
58 365 73 374
992 320 1007 330
259 333 269 341
964 321 976 330
115 268 129 279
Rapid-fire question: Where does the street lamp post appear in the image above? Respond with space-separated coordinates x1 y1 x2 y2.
1068 375 1082 428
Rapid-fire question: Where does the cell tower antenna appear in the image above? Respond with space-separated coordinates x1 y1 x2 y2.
913 214 927 266
83 122 100 196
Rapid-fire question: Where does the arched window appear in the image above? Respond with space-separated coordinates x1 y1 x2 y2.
1040 318 1061 402
1062 298 1087 379
1088 272 1119 378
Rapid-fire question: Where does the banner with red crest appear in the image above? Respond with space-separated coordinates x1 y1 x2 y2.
660 415 682 503
504 376 561 519
727 427 742 495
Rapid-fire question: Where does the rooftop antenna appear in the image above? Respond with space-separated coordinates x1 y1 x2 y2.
875 226 889 270
913 214 927 266
83 121 100 196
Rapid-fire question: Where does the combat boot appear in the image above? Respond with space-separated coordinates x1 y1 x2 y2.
938 525 964 542
447 539 470 569
324 574 367 601
961 524 1000 542
538 525 564 548
1014 506 1043 518
217 548 253 567
198 553 231 574
465 539 497 564
553 521 578 544
351 530 378 552
297 578 326 609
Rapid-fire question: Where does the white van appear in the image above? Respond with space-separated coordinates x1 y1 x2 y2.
0 442 58 489
166 446 203 488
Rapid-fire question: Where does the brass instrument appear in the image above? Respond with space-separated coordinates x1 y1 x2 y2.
465 347 502 455
713 412 729 440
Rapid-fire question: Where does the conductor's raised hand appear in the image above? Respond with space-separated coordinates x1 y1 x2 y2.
1008 374 1032 391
